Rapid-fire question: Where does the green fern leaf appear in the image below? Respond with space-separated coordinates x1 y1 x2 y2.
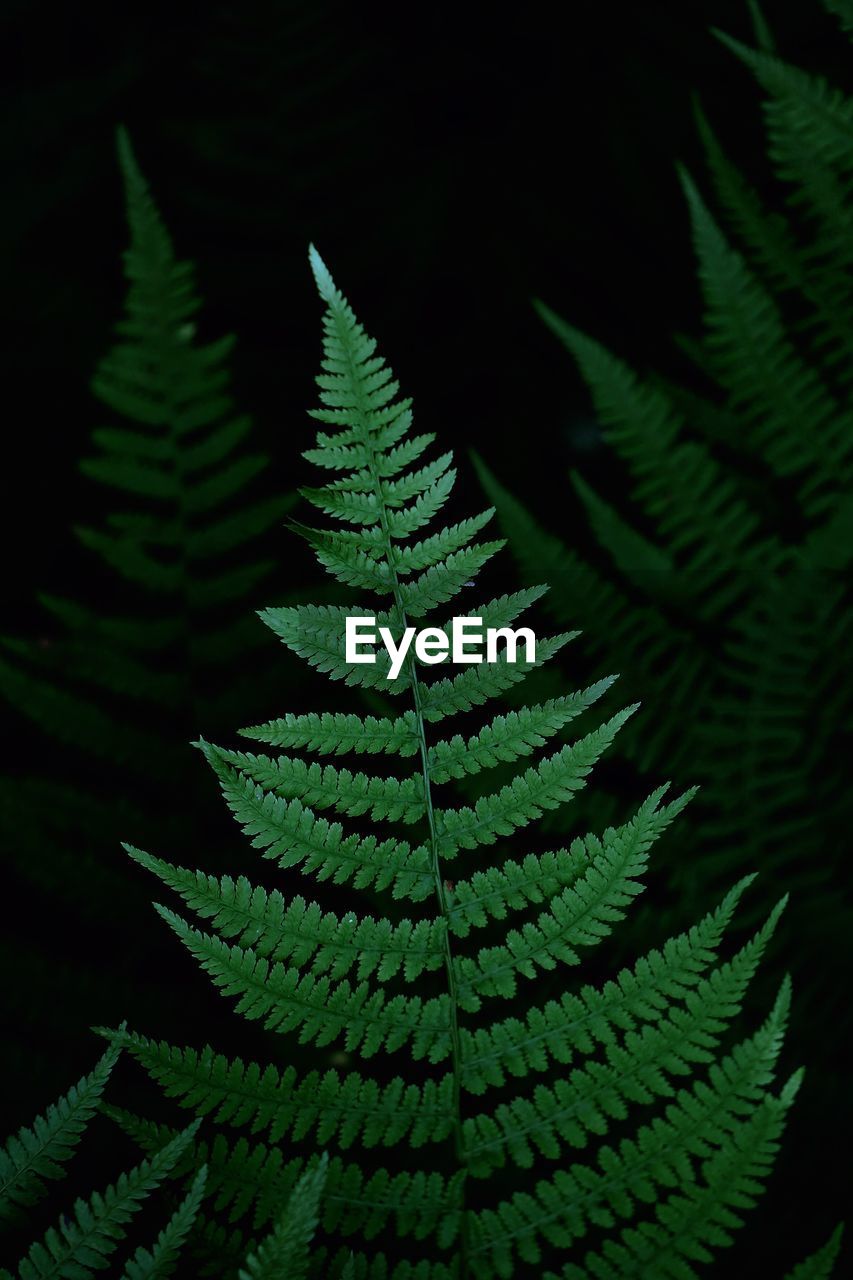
680 165 849 513
119 248 808 1277
0 1046 120 1220
428 680 615 783
98 1028 454 1150
120 1165 208 1280
545 1081 798 1278
239 710 421 758
237 1154 327 1280
14 1123 200 1279
825 0 853 36
126 845 445 981
784 1225 844 1280
469 984 792 1275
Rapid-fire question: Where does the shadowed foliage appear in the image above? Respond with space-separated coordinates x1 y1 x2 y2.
475 2 853 1166
0 130 296 1127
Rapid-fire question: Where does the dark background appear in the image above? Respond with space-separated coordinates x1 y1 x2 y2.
3 0 845 621
1 0 848 1272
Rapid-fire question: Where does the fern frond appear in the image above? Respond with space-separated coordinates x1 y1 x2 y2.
478 25 853 1156
447 787 687 937
154 906 452 1060
545 1082 798 1279
469 984 791 1275
435 707 637 854
463 900 785 1176
784 1225 844 1280
692 98 806 301
1 124 304 1117
0 127 293 750
713 31 853 382
454 787 696 1007
207 744 426 825
121 249 807 1276
680 166 849 512
237 1154 327 1280
0 1044 120 1219
202 755 434 901
99 1028 454 1150
533 302 779 614
120 1165 208 1280
13 1122 200 1279
428 680 615 783
127 846 444 982
238 710 421 757
459 877 754 1093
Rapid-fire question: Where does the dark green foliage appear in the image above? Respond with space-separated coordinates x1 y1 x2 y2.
475 3 853 1021
10 1129 199 1280
784 1226 845 1280
119 1165 208 1280
100 249 827 1277
0 130 297 1124
0 126 294 763
824 0 853 33
0 1046 120 1222
0 1047 200 1279
236 1153 329 1280
0 1058 328 1279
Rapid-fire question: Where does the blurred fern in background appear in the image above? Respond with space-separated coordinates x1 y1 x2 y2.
475 5 853 1261
476 0 852 1080
1 129 294 759
0 131 295 1126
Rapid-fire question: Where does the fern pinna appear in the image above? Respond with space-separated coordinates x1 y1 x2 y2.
90 249 838 1279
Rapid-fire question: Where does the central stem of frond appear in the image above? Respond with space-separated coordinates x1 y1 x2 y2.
350 378 470 1276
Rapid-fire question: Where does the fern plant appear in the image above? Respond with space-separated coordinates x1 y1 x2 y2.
88 248 841 1278
475 3 853 997
0 125 294 771
0 127 295 1127
0 1049 330 1278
